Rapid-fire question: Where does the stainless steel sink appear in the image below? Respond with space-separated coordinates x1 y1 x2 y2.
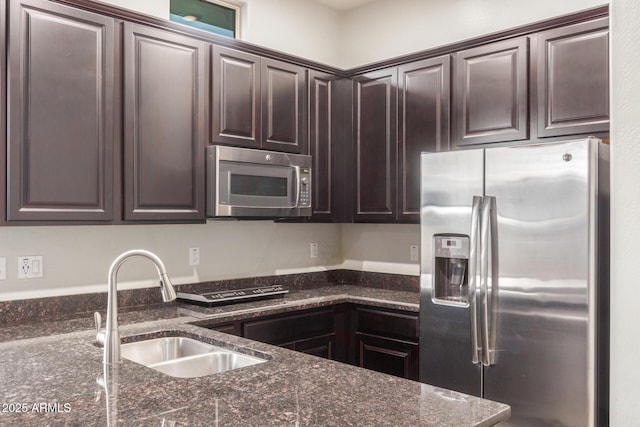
121 336 267 378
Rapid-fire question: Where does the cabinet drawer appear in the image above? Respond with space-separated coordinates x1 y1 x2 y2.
243 308 334 345
354 307 419 342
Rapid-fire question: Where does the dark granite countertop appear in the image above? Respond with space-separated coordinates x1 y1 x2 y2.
0 285 510 426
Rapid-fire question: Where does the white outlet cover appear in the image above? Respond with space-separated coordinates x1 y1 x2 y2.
310 242 319 259
17 256 43 279
0 257 6 280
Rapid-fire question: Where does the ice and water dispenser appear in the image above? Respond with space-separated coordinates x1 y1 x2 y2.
432 234 470 306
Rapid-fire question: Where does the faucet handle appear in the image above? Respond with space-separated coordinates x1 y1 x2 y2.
94 312 105 347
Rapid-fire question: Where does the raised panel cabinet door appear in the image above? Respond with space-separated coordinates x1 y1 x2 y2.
308 70 334 220
354 68 398 222
454 37 528 146
355 334 419 380
294 334 335 360
261 58 307 154
7 0 115 221
123 23 207 221
211 46 260 148
398 56 451 222
536 18 609 138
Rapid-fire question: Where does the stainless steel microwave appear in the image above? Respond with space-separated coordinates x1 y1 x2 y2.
207 145 312 218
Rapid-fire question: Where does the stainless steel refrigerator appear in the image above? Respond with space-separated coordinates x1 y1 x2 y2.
419 138 609 426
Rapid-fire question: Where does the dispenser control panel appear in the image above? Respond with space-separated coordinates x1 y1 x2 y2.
433 234 470 307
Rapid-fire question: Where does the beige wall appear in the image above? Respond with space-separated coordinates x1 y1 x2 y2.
610 0 640 423
0 222 341 301
340 224 419 275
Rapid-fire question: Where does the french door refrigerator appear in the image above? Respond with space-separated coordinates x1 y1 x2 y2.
419 138 609 426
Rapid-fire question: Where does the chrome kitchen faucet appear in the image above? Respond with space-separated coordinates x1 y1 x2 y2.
94 249 176 365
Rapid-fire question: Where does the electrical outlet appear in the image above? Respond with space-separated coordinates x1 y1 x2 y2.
17 256 43 279
310 242 319 259
410 245 419 261
189 248 200 266
0 257 6 280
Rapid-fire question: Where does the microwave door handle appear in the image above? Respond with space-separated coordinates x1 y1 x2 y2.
469 196 482 365
293 166 301 208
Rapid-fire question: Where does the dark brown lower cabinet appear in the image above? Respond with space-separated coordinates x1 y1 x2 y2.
242 308 339 360
355 333 419 380
351 306 420 380
200 304 418 380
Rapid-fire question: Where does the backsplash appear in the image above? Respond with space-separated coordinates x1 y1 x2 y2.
0 270 419 326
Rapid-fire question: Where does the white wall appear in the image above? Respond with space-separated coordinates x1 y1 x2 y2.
240 0 342 67
95 0 169 19
340 0 606 68
0 222 341 301
610 0 640 424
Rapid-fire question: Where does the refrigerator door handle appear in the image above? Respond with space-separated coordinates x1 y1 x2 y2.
480 196 498 366
469 196 483 365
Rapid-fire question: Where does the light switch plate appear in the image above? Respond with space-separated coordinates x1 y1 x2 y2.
189 248 200 266
410 245 419 262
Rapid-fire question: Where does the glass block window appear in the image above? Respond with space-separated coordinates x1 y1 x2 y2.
170 0 239 38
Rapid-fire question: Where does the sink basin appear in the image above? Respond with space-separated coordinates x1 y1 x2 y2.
121 336 217 365
149 351 267 378
121 336 267 378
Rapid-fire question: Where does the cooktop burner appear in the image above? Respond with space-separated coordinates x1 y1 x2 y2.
177 284 289 306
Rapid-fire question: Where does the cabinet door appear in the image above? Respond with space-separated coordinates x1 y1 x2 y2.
398 56 451 222
261 58 307 154
7 0 115 221
535 18 609 138
243 308 334 346
211 46 261 148
355 334 419 380
308 71 334 220
354 68 397 222
123 23 207 221
454 38 528 146
294 334 335 359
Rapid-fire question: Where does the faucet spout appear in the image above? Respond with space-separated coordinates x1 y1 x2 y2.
102 249 176 365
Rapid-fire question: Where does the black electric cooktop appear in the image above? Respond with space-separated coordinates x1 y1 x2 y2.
177 284 289 306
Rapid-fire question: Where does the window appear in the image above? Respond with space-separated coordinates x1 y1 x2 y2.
170 0 239 38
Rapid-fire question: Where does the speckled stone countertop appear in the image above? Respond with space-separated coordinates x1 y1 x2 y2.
0 285 510 426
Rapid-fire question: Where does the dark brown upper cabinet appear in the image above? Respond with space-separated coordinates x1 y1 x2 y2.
211 46 261 148
6 0 116 221
398 56 451 222
123 23 207 222
534 18 609 138
261 58 307 154
211 48 306 154
308 70 334 220
353 68 398 222
453 37 529 147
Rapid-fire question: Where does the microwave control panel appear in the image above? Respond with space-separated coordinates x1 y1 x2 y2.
299 168 311 207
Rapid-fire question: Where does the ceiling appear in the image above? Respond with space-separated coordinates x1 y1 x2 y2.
312 0 379 11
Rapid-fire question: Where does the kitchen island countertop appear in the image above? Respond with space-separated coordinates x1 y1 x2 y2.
0 285 510 426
